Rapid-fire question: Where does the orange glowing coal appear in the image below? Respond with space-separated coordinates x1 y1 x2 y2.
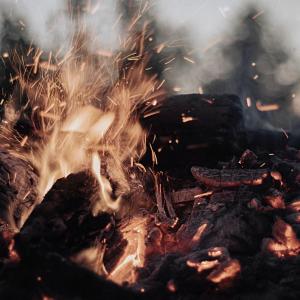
108 216 147 285
263 218 300 257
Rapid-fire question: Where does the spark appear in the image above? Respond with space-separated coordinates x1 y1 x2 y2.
256 101 279 112
181 114 197 123
22 190 31 201
156 79 165 90
246 97 252 107
183 56 195 64
20 136 28 147
252 10 265 20
143 110 160 118
156 43 165 54
164 57 176 65
194 191 213 198
173 86 181 92
281 128 289 139
192 223 207 242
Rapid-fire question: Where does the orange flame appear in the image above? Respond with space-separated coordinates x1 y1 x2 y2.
108 217 147 285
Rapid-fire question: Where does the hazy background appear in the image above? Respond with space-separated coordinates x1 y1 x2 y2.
0 0 300 130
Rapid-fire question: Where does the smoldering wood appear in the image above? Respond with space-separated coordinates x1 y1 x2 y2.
175 188 272 254
16 171 114 259
171 187 203 204
191 166 269 188
0 148 38 231
141 94 300 171
11 171 141 299
142 94 244 169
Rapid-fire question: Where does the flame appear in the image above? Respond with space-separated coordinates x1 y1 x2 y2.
2 26 164 215
108 216 147 285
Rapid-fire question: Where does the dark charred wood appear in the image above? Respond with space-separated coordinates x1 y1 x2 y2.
0 149 38 232
176 189 272 255
141 93 243 170
191 166 269 188
16 171 114 260
0 254 141 300
141 94 299 173
171 187 203 204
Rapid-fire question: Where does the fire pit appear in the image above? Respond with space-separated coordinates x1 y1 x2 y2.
0 2 300 300
1 88 300 299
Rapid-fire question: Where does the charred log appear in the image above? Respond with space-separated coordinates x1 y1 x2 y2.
0 149 38 232
16 171 114 260
191 166 269 188
142 93 243 170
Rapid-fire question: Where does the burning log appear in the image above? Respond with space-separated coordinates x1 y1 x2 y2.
0 149 38 232
142 93 243 168
8 171 148 299
142 94 298 171
191 166 269 188
176 188 272 254
15 171 114 268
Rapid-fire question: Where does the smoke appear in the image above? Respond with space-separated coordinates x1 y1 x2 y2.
0 0 120 53
0 0 71 51
154 0 300 94
0 0 300 130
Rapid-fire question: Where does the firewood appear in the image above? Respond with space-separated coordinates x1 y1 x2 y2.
191 166 268 188
171 187 203 204
0 149 38 231
176 189 272 254
142 93 243 169
16 171 114 261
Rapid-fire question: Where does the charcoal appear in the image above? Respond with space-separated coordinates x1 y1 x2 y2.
176 189 272 254
142 94 243 169
171 187 203 204
0 254 141 300
15 171 114 260
0 148 38 231
191 166 269 188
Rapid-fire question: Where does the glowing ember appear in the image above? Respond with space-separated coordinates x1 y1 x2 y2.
256 101 279 112
207 259 241 285
181 113 197 123
187 259 219 273
108 217 147 285
191 223 207 243
264 218 300 257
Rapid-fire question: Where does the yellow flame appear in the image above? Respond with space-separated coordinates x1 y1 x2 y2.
108 216 147 285
3 29 164 214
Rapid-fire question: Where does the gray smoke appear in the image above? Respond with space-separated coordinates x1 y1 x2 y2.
0 0 120 53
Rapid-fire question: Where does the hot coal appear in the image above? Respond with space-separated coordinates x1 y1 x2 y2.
0 149 38 231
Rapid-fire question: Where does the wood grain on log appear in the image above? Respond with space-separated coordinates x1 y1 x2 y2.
191 166 268 188
0 149 38 231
